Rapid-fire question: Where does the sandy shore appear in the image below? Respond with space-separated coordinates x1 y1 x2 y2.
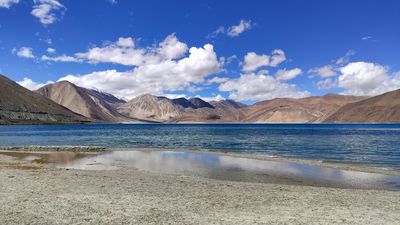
0 152 400 224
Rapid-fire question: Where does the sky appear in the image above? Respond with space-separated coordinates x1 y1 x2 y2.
0 0 399 103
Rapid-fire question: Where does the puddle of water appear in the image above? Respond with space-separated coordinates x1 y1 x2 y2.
2 150 400 191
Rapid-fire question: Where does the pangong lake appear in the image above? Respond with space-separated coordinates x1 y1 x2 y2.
1 123 399 169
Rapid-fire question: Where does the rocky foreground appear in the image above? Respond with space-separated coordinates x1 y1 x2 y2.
0 153 399 225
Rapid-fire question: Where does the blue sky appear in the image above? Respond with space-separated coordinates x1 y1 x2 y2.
0 0 399 103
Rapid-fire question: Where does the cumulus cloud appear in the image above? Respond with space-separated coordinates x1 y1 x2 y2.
12 47 34 58
31 0 65 25
18 34 221 99
308 65 337 78
75 35 188 66
158 33 188 59
338 62 400 96
276 68 302 81
308 50 356 90
0 0 19 8
242 49 286 72
219 72 309 101
208 19 252 38
17 77 53 90
55 43 221 99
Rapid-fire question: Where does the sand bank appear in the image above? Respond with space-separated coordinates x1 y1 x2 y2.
0 150 400 224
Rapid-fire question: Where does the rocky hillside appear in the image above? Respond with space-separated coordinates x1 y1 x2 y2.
0 75 88 124
117 94 185 122
4 74 400 124
210 99 247 109
169 99 246 123
324 89 400 123
242 94 366 123
37 81 138 122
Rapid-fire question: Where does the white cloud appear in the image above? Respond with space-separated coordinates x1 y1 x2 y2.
207 76 229 84
46 47 56 53
276 68 302 81
12 47 34 58
56 43 221 99
41 54 82 62
58 34 187 66
242 52 269 72
116 37 134 48
336 49 355 65
0 0 19 8
20 34 221 99
158 33 188 59
76 37 159 66
269 49 286 67
17 77 53 90
31 0 65 25
308 65 337 78
40 37 52 44
195 94 225 102
316 78 337 90
219 72 309 101
227 19 252 37
308 50 356 90
338 62 400 96
362 36 372 41
242 49 286 72
207 26 225 39
208 20 252 38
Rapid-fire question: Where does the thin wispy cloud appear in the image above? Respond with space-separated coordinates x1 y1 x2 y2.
0 0 20 8
31 0 65 25
208 19 253 38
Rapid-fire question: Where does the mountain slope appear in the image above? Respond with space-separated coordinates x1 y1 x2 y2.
242 94 366 123
210 99 247 109
0 75 88 124
189 98 214 109
117 94 185 122
324 89 400 123
37 81 132 122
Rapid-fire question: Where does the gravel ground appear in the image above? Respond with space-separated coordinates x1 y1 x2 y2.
0 154 399 225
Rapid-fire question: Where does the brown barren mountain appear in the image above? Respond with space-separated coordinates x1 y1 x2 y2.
242 94 367 123
4 73 400 124
117 94 185 122
169 99 247 123
0 75 88 124
37 81 141 123
324 89 400 123
210 99 247 109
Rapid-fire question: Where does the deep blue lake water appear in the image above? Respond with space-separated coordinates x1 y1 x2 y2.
0 124 399 168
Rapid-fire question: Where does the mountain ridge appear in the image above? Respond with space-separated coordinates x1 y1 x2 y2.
2 75 400 124
0 75 88 124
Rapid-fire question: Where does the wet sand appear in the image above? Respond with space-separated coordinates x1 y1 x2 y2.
0 149 400 224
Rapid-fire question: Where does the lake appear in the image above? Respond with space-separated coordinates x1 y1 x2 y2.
0 124 399 168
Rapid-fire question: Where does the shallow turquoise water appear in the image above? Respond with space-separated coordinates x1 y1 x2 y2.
0 124 399 168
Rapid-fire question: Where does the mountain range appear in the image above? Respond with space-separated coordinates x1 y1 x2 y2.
1 74 400 124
